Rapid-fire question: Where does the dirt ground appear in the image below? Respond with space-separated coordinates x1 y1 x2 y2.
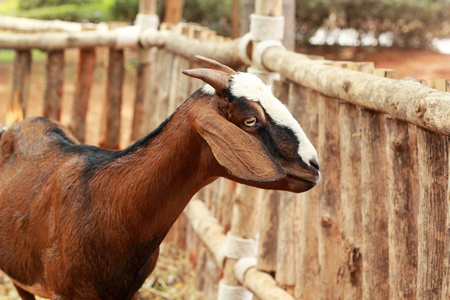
0 46 449 299
302 46 450 79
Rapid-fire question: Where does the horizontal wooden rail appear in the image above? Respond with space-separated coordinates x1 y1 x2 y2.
2 20 450 134
140 30 243 68
183 199 294 300
0 16 97 32
262 47 450 136
0 27 138 50
183 199 226 267
240 267 294 300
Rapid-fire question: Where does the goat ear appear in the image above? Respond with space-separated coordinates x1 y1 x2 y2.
193 109 286 183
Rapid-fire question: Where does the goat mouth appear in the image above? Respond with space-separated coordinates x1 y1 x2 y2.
283 174 318 193
287 172 321 184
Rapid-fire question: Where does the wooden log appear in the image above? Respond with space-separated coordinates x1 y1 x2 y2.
194 243 210 295
282 0 296 51
0 30 124 50
255 0 282 16
262 47 450 136
151 48 172 121
167 26 185 115
183 199 226 267
416 80 449 299
44 50 64 121
231 0 240 38
333 61 373 300
10 50 31 116
222 186 262 287
164 0 184 24
0 16 96 32
195 243 220 299
293 87 320 299
100 48 124 150
184 217 200 262
184 24 203 96
175 55 191 109
360 109 389 299
338 101 362 299
131 48 152 142
172 214 187 250
373 68 417 299
317 94 343 299
416 128 448 299
386 118 418 299
140 30 243 69
131 0 157 142
148 48 163 131
257 190 279 273
218 180 235 232
183 197 301 300
273 80 298 293
240 267 295 300
70 48 96 143
372 68 397 78
275 191 296 294
439 80 450 300
139 0 157 14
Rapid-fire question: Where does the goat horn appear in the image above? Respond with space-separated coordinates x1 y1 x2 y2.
195 55 236 75
182 68 231 92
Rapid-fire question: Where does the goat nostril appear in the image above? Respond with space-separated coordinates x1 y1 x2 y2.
310 157 320 171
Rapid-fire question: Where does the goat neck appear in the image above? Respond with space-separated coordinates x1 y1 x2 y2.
90 93 217 241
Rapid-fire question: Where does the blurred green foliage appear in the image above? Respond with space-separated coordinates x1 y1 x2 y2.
15 3 111 22
183 0 232 36
109 0 139 22
6 0 450 48
11 0 129 22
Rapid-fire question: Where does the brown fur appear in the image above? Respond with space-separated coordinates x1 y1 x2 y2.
0 84 318 299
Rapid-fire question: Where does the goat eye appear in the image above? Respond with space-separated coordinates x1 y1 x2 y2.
244 117 257 127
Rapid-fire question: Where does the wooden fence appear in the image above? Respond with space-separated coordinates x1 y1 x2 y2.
1 14 450 300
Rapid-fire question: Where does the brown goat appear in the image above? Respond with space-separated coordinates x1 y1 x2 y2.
0 56 320 299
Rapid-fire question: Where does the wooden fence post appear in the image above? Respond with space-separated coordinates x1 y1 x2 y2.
335 62 373 299
416 127 448 299
221 185 262 297
273 80 296 294
338 100 362 299
10 50 31 116
386 117 418 299
131 49 152 142
131 0 157 142
71 48 96 143
374 69 418 300
167 24 185 115
100 48 124 149
44 50 64 121
416 80 449 299
148 44 163 131
318 93 343 299
440 80 450 300
293 86 320 299
164 0 184 24
360 108 389 299
257 190 279 274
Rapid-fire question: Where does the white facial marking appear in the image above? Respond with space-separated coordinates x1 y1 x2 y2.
229 72 318 167
201 84 216 95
